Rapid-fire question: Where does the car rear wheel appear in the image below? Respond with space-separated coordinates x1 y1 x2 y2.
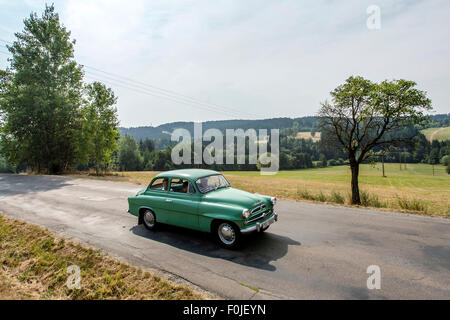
216 222 241 249
142 209 157 231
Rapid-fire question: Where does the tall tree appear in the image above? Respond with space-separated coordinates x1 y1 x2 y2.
118 134 143 171
319 76 432 204
0 5 83 173
80 82 119 176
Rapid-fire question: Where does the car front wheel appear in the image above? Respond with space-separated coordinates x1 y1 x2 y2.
142 209 157 231
216 222 241 249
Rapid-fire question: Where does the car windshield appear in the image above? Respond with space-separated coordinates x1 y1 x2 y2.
196 174 230 194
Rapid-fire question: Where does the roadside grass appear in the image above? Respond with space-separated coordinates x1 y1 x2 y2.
0 214 205 300
396 196 428 212
66 163 449 217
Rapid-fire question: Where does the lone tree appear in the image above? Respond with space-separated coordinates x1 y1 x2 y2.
318 76 432 205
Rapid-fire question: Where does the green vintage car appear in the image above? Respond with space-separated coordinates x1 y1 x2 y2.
127 169 278 248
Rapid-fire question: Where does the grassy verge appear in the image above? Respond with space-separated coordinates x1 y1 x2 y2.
67 163 449 217
0 214 205 300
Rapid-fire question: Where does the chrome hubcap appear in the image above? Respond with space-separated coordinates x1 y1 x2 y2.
144 211 155 227
218 223 235 245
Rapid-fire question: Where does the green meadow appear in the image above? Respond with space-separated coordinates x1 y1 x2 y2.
224 163 449 217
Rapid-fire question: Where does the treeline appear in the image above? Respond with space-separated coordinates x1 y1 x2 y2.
109 121 450 173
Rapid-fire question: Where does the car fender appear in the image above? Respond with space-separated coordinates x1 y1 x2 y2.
199 212 243 232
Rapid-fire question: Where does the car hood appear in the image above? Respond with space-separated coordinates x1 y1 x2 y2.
202 187 268 209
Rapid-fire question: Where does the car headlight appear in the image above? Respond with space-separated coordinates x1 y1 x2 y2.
242 209 250 219
271 197 277 206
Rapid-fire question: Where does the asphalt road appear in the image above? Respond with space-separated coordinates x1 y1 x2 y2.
0 174 449 299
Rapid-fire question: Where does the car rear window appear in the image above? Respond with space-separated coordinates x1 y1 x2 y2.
150 178 168 190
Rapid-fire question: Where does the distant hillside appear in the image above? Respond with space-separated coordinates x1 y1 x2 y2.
119 117 320 141
119 114 450 142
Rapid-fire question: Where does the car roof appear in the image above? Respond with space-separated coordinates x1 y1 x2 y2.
155 169 221 180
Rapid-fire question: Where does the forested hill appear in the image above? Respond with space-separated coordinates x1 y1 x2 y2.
119 114 449 142
119 117 319 141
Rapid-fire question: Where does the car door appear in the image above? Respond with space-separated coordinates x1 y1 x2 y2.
165 178 200 229
141 177 171 223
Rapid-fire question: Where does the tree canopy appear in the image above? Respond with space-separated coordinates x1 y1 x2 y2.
79 82 120 175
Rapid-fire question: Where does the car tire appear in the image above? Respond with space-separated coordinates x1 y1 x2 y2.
142 209 157 231
215 221 241 249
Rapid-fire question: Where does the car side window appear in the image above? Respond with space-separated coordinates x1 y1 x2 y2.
187 183 196 194
150 178 169 191
170 179 195 194
170 178 182 191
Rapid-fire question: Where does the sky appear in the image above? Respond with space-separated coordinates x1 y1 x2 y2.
0 0 449 127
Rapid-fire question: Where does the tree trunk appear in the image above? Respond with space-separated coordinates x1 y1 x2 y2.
350 162 361 205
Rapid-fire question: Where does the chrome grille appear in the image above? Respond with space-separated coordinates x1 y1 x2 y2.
251 204 266 215
247 212 265 223
247 204 269 223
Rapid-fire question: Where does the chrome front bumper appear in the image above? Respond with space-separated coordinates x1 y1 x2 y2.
240 212 278 234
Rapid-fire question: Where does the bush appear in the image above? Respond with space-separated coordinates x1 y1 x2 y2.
360 191 383 208
330 191 345 204
0 157 15 173
315 161 325 168
297 189 315 201
441 155 450 166
396 196 428 212
317 191 327 202
447 163 450 174
327 159 337 166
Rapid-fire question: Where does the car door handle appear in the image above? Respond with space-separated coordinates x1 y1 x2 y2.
165 199 173 203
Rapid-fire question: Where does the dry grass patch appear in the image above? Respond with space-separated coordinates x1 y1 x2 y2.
0 214 205 300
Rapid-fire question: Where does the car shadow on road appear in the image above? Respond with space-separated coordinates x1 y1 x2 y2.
130 224 300 271
0 174 71 196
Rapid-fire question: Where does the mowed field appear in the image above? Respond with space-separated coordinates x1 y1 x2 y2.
74 163 450 217
421 126 450 141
